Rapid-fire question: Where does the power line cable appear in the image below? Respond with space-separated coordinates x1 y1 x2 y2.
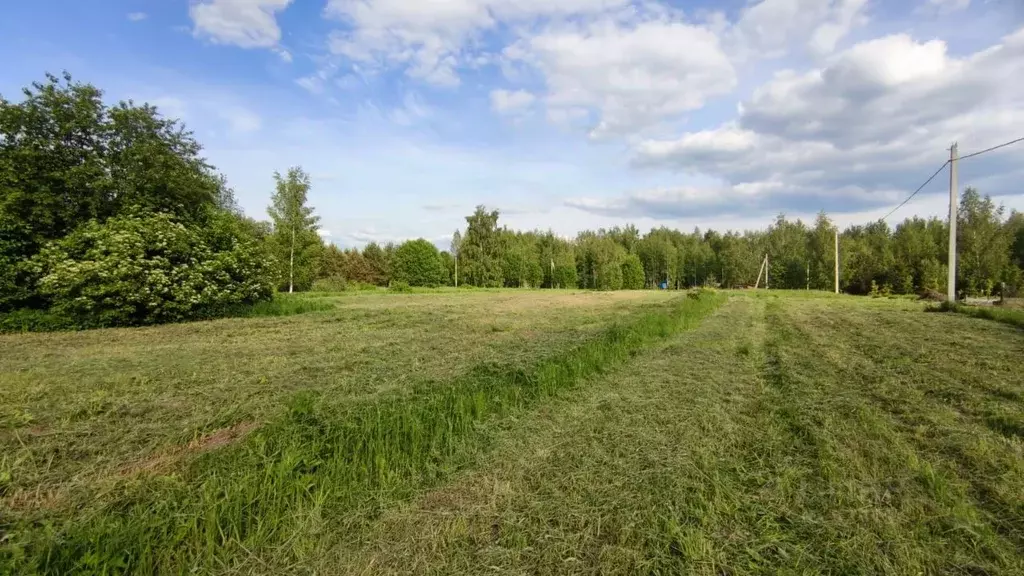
959 136 1024 160
862 136 1023 223
879 160 950 222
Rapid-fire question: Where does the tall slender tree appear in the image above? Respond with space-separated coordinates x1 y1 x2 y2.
267 167 320 293
451 229 462 287
461 206 503 287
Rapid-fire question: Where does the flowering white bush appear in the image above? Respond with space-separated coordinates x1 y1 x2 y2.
32 212 275 327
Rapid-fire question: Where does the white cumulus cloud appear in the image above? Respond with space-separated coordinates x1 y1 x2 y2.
728 0 869 60
505 12 736 138
610 26 1024 219
490 89 535 114
190 0 293 49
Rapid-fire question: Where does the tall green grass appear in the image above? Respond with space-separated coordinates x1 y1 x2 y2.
1 293 724 574
233 294 336 317
0 295 334 334
928 301 1024 329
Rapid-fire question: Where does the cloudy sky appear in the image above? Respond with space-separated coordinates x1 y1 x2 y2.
2 0 1023 248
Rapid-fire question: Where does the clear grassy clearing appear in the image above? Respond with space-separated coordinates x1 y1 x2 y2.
331 292 1024 575
0 290 673 516
1 290 713 574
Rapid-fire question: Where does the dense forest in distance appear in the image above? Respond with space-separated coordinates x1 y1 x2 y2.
3 73 1023 333
322 197 1024 298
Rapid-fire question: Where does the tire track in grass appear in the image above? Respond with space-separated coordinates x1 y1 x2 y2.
318 296 768 576
774 297 1024 551
761 296 1023 573
324 294 1024 575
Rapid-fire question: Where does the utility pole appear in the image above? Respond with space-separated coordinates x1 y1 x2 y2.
550 258 554 289
454 250 458 287
834 228 839 294
948 142 958 302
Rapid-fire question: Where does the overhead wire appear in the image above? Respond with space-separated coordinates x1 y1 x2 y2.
959 136 1024 160
879 160 950 222
878 135 1023 221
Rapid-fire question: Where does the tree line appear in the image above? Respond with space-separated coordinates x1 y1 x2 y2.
3 74 1022 331
296 198 1022 299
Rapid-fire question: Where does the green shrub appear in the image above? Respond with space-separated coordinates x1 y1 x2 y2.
390 281 412 293
30 211 274 328
0 309 76 333
311 275 347 292
392 239 446 287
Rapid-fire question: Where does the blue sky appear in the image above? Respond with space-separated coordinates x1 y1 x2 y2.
2 0 1023 248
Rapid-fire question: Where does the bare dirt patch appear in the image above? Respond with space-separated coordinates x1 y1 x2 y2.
120 421 259 478
1 422 260 516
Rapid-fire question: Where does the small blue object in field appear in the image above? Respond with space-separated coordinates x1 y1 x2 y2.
660 282 668 290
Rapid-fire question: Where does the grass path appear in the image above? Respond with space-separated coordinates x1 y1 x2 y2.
329 294 1024 575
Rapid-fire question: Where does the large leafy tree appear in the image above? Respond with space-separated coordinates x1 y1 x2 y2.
362 242 389 286
392 239 446 287
461 206 503 287
577 233 625 290
765 215 810 289
267 167 322 293
0 72 227 310
718 232 758 288
807 212 837 291
957 188 1010 296
638 229 678 288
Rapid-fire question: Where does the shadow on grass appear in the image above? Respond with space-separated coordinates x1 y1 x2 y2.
0 295 336 334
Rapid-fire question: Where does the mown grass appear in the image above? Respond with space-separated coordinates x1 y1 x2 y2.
330 292 1024 575
0 291 720 574
930 300 1024 329
0 290 674 514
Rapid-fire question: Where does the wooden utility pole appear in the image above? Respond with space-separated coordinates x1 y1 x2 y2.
454 251 458 287
754 256 766 289
947 143 958 302
834 228 839 294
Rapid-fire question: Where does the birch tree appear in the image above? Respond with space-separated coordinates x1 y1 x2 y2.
267 167 320 293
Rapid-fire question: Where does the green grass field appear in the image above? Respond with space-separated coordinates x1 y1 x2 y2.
2 290 1022 574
